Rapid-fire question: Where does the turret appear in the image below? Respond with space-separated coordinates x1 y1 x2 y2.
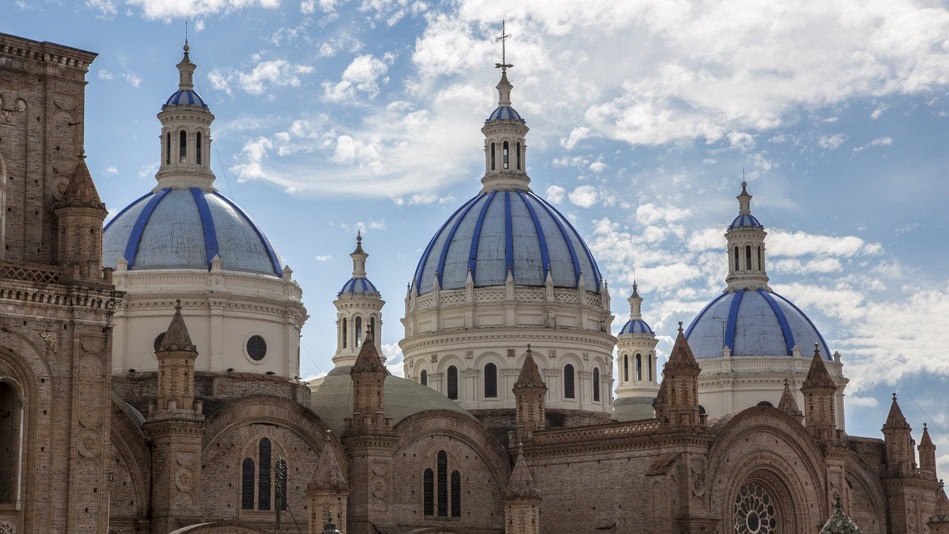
54 151 108 282
801 344 837 440
513 346 547 442
333 233 385 368
153 300 200 414
504 445 541 534
725 181 770 291
155 40 216 191
653 323 702 427
345 329 391 433
882 394 915 475
307 431 349 534
615 282 659 413
778 378 804 423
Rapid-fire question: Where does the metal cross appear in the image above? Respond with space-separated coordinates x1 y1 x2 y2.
495 20 513 72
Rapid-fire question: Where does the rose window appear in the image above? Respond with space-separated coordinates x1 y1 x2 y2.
734 483 777 533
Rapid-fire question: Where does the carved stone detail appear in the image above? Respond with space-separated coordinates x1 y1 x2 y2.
39 332 57 353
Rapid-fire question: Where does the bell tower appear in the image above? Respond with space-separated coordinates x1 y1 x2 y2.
725 182 770 291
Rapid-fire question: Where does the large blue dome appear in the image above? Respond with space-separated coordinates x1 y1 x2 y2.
685 288 830 360
413 190 602 294
102 187 283 276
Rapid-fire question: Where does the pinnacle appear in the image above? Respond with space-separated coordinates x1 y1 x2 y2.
157 299 196 353
666 322 699 371
58 152 105 210
309 431 348 492
920 423 935 448
778 378 802 416
351 329 386 374
513 346 546 390
504 446 539 499
883 394 910 431
802 344 835 390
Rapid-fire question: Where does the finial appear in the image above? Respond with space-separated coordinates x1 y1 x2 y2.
814 343 820 356
526 343 531 352
784 378 789 386
517 442 523 455
175 298 182 311
356 230 362 244
834 493 843 511
678 321 684 333
495 20 513 73
924 422 928 430
892 392 897 400
78 148 86 159
324 429 332 442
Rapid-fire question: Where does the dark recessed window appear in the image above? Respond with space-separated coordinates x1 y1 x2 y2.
484 363 497 398
154 333 165 352
247 335 267 361
564 364 575 399
447 366 458 400
420 369 428 387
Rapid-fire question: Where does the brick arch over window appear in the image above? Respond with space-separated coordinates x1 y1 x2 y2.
110 398 151 524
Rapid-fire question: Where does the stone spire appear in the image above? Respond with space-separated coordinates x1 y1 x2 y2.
503 445 541 534
307 431 349 534
725 181 770 291
55 151 108 282
333 233 385 368
919 423 937 475
778 378 803 422
654 323 702 427
820 494 862 534
157 299 196 353
346 328 391 434
882 394 915 475
513 346 547 442
177 40 196 90
627 281 642 319
351 231 367 278
801 345 837 440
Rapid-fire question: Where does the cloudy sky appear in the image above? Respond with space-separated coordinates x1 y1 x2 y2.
8 0 948 471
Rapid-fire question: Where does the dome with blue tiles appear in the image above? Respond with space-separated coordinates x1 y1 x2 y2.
685 288 830 360
163 88 208 109
412 189 602 294
338 233 380 296
102 188 283 277
487 105 523 122
620 319 654 335
618 283 655 335
339 277 379 295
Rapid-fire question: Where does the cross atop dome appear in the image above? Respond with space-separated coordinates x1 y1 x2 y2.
495 20 513 74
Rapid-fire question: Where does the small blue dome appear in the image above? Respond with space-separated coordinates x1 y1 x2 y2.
685 288 830 359
487 106 524 122
164 89 208 109
103 187 283 276
339 277 379 295
413 190 602 295
729 213 763 229
619 319 654 335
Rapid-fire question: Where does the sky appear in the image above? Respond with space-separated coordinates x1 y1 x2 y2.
6 0 948 473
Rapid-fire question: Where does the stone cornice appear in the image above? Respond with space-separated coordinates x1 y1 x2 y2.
0 34 97 76
400 328 616 353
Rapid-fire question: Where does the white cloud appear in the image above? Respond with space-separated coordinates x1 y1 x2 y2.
105 166 118 174
770 257 843 274
767 230 880 258
871 103 889 120
124 73 142 88
124 0 281 19
687 227 726 252
209 59 313 96
546 185 566 204
322 54 392 102
98 69 113 80
818 134 846 150
86 0 118 16
568 185 599 208
728 132 756 152
561 126 590 150
635 203 691 225
314 254 333 262
854 136 893 153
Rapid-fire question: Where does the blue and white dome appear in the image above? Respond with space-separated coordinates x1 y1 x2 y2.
412 190 602 295
163 89 208 108
339 277 379 295
103 187 283 276
619 318 654 335
685 288 830 360
729 213 763 229
487 105 524 122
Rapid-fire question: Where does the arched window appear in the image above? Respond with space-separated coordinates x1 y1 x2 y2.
648 354 654 382
355 316 362 348
563 364 575 399
734 246 740 271
258 438 272 510
196 131 202 165
757 246 762 271
593 367 600 402
241 458 255 510
447 366 458 400
165 132 171 165
450 470 461 517
484 363 497 398
757 401 774 407
746 245 752 271
420 369 428 387
623 355 629 383
369 317 376 342
179 130 187 163
636 354 642 381
516 141 521 170
423 468 434 516
491 142 496 170
0 382 20 504
503 141 510 169
437 451 448 517
341 318 347 349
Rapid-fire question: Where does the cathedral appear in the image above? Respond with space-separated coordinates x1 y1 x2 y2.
0 31 947 534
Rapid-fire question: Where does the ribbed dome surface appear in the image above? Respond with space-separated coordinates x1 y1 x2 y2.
487 105 524 122
729 213 763 229
102 187 283 276
163 89 208 108
686 288 830 359
619 319 654 335
413 190 602 295
339 277 379 295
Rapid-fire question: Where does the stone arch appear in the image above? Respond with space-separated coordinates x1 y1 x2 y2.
707 407 826 531
109 397 150 525
843 450 887 533
169 522 269 534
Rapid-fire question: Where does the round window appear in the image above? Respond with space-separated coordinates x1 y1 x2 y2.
246 335 267 361
154 333 166 353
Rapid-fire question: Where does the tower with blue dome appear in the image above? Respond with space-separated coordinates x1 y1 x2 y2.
331 233 385 368
400 60 615 423
103 42 307 378
685 183 847 427
613 282 660 421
